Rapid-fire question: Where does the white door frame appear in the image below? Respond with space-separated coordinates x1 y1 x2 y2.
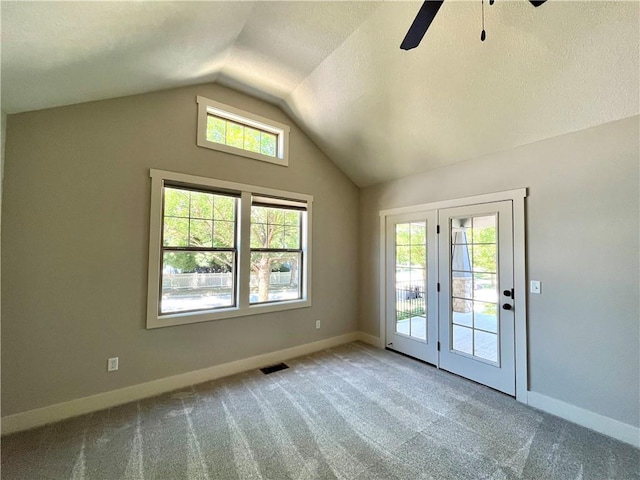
378 188 528 403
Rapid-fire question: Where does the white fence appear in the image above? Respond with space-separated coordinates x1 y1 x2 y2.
163 272 294 290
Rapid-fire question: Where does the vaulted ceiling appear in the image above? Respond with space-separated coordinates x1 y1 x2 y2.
2 1 638 186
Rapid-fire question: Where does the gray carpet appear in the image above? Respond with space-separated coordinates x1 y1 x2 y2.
2 342 638 479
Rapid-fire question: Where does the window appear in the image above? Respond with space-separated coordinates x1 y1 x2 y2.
250 197 305 304
196 96 290 167
147 169 312 328
161 187 238 315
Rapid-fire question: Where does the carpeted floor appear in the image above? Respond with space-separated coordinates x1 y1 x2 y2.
2 342 638 479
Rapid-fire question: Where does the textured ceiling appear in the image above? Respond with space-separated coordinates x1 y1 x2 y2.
2 1 638 187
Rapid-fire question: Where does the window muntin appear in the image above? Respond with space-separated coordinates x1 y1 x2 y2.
160 186 238 315
196 96 290 167
250 200 305 304
147 170 312 329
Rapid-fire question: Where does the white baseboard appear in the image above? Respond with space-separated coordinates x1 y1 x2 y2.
357 332 383 348
9 333 634 450
527 391 640 448
1 332 361 436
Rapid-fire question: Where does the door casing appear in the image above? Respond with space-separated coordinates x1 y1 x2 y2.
378 188 528 403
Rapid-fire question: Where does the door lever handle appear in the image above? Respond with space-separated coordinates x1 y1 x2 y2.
502 303 513 311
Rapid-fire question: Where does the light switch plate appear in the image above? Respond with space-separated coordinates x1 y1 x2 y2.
530 280 541 294
108 357 119 372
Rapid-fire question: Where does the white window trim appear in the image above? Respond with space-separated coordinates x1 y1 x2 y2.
147 169 312 329
196 96 290 167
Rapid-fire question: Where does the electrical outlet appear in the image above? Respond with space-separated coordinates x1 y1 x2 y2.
107 357 119 372
315 320 321 329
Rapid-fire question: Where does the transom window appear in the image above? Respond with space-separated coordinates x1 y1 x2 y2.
207 116 277 158
147 169 312 328
196 96 290 167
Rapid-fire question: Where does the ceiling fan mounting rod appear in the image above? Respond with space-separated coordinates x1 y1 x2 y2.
481 0 487 42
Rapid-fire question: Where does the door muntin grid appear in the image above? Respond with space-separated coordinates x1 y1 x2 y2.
394 221 427 341
449 214 500 364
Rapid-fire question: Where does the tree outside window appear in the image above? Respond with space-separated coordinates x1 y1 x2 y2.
250 204 303 304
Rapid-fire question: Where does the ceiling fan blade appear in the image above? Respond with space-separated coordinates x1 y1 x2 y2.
529 0 547 6
400 0 445 50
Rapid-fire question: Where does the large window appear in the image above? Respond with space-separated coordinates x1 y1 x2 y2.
196 96 290 167
147 170 312 328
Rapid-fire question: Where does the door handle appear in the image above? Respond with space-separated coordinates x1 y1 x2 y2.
502 303 513 311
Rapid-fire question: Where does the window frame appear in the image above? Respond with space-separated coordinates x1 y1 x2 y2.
159 185 240 316
196 96 290 167
147 169 312 329
249 198 306 305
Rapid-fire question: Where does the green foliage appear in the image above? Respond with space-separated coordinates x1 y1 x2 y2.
250 206 300 250
226 121 244 149
162 187 238 273
393 220 497 274
250 205 302 301
205 114 277 158
163 187 235 249
207 116 226 144
163 251 233 273
163 187 303 302
164 188 189 217
481 302 497 315
190 191 213 219
471 224 497 273
244 127 261 153
164 217 188 247
164 252 197 272
260 133 276 157
472 223 496 244
395 222 426 267
397 305 425 321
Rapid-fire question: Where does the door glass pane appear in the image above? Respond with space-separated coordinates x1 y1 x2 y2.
474 330 498 362
473 300 497 333
472 244 496 273
473 273 497 302
452 310 472 327
472 215 496 244
395 221 427 340
453 325 473 355
450 214 499 363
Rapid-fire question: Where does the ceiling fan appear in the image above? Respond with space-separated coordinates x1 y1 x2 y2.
400 0 548 50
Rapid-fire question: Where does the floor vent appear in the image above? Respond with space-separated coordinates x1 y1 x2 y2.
260 363 289 374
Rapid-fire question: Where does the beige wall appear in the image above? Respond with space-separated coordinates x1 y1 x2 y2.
1 84 359 416
359 116 640 428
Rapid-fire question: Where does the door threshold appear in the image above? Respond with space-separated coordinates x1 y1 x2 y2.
385 347 438 369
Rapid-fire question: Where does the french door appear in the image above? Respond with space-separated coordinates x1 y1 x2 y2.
438 201 515 395
385 211 438 364
385 200 516 395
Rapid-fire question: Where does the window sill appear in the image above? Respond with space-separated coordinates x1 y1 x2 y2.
147 298 312 329
196 139 288 167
